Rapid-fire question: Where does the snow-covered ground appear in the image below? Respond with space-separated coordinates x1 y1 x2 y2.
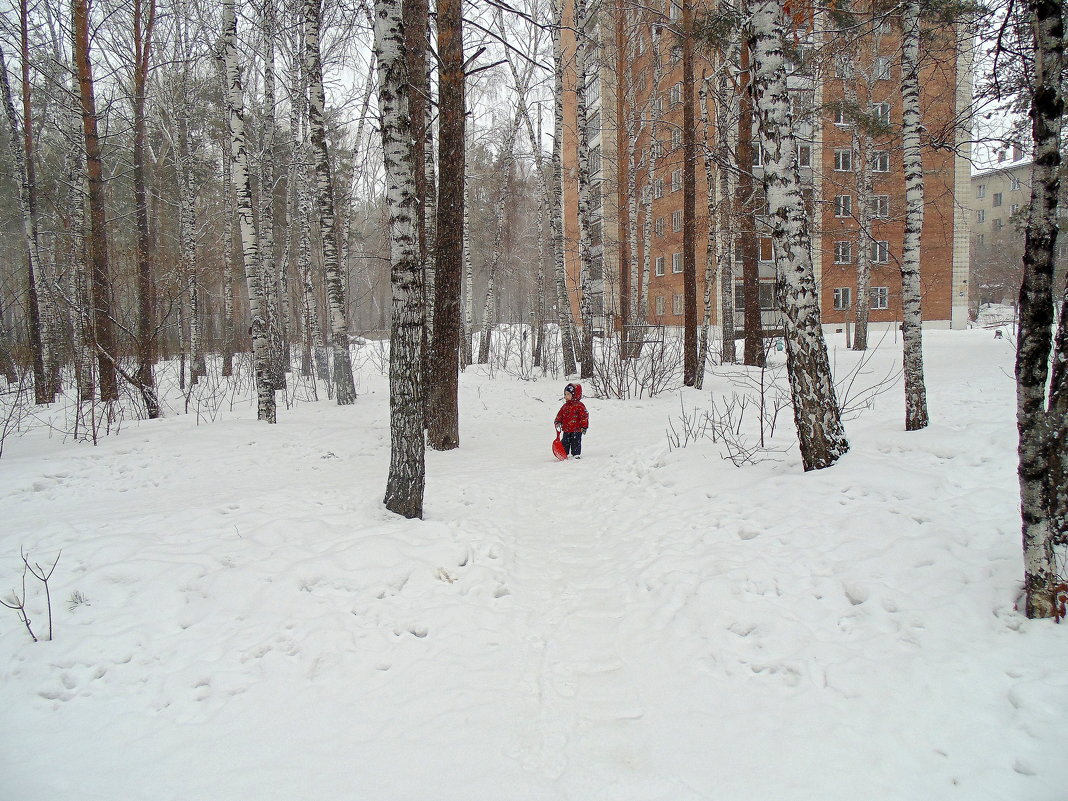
2 329 1066 801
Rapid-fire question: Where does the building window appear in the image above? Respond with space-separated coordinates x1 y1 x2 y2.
977 233 984 245
670 82 683 105
834 149 853 171
873 56 892 80
654 217 665 237
672 209 683 232
759 238 774 262
994 218 1003 231
655 295 665 315
834 241 852 264
752 146 767 166
1010 203 1020 215
759 282 779 310
872 151 890 172
976 209 985 224
655 256 665 276
671 168 682 192
589 182 602 210
834 287 852 310
870 240 890 263
871 286 889 309
589 146 602 177
653 178 664 199
586 111 600 140
977 184 986 198
871 195 889 218
1010 175 1021 191
833 105 850 126
834 56 853 79
670 45 682 65
671 128 682 150
589 219 602 247
992 192 1003 207
672 294 683 315
668 0 681 20
834 195 853 217
797 143 812 168
672 252 683 273
871 102 891 125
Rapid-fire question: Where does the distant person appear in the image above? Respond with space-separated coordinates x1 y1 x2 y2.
994 329 1004 339
554 383 589 459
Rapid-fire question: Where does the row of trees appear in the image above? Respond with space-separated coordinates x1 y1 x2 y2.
0 0 1064 616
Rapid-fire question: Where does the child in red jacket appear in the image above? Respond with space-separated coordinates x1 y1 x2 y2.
554 383 589 458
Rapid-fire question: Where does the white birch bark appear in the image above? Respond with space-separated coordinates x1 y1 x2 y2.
306 0 356 403
899 0 929 430
261 0 285 386
716 54 738 364
462 169 474 367
223 0 275 422
574 0 595 378
375 0 425 518
1016 0 1065 618
551 0 578 376
177 11 202 383
749 0 848 470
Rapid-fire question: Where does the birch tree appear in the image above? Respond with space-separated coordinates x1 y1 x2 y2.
223 0 275 422
1015 0 1067 618
305 0 357 405
375 0 426 518
748 0 849 471
899 0 930 430
0 43 51 405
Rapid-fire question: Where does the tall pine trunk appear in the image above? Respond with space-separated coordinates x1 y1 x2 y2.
748 0 848 471
376 0 426 518
74 0 118 402
681 0 698 385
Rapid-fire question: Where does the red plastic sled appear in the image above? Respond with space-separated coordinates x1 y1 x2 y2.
552 431 568 460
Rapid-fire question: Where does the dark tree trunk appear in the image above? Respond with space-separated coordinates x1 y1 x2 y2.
73 0 118 402
427 0 464 450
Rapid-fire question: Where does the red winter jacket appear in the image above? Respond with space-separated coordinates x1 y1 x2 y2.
555 387 589 434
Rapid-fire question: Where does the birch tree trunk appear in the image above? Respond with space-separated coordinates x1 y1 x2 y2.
899 0 929 430
1016 0 1066 618
375 0 426 518
177 8 203 385
0 43 51 405
748 0 848 471
427 0 464 448
716 55 738 364
846 80 873 353
261 0 285 387
220 110 236 378
305 0 356 403
573 0 595 379
461 170 474 368
551 0 577 376
696 74 718 389
223 0 275 422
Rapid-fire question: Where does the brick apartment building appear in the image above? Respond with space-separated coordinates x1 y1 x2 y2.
560 0 972 337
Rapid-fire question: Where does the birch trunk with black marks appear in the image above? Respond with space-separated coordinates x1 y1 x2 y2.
223 0 275 422
261 0 285 386
574 0 595 379
306 0 356 404
716 56 738 364
1016 0 1066 618
696 74 717 388
846 81 873 353
0 43 51 404
177 9 203 385
461 171 474 368
428 0 464 448
899 0 929 430
220 107 236 378
376 0 426 518
551 0 577 376
641 21 667 325
748 0 848 471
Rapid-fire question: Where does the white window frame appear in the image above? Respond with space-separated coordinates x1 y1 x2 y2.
654 216 665 237
671 168 682 192
797 143 812 168
871 195 890 218
833 287 852 310
671 128 682 150
672 293 683 315
655 295 665 315
977 184 986 198
976 209 985 224
672 209 683 232
1010 175 1021 191
834 195 853 218
672 252 683 273
870 286 889 310
873 56 892 80
834 149 853 172
870 240 890 263
655 256 665 276
992 192 1003 207
834 241 852 264
871 102 891 125
670 82 683 106
872 151 890 172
